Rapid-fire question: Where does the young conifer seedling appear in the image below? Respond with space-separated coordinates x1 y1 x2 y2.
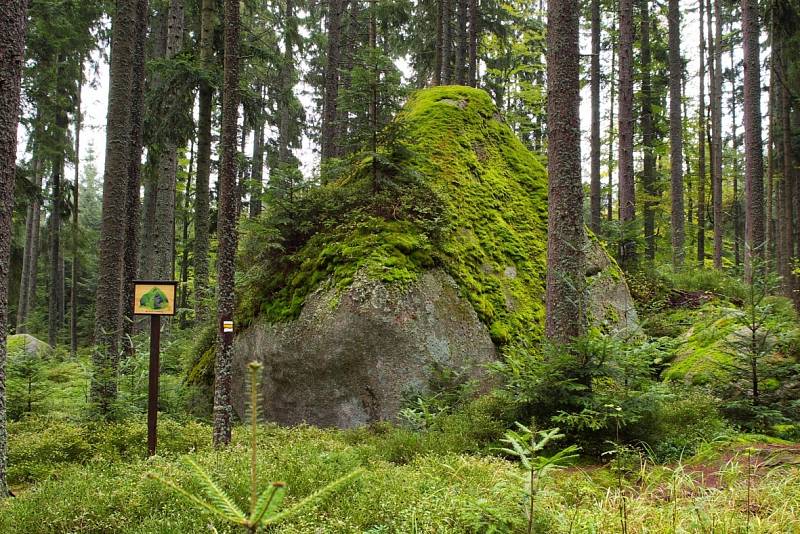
147 361 363 532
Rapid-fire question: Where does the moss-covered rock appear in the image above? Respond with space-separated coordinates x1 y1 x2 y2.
232 86 637 426
663 297 800 385
7 334 51 361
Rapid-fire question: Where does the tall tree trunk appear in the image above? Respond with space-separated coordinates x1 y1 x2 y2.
278 0 295 171
641 0 656 261
683 71 693 227
768 31 777 273
731 41 741 267
742 0 765 281
49 104 68 348
214 0 240 447
618 0 636 268
669 0 684 269
122 0 149 356
71 78 82 356
710 0 724 269
434 0 444 85
792 97 800 308
139 158 157 278
250 88 265 217
467 0 478 87
321 0 344 163
697 0 707 266
152 0 184 281
179 138 194 324
92 0 143 413
441 0 452 84
731 65 742 269
335 0 355 154
194 0 216 320
607 10 616 223
780 44 796 300
0 0 29 498
369 0 378 186
455 0 467 85
17 155 41 333
589 0 601 234
545 0 585 343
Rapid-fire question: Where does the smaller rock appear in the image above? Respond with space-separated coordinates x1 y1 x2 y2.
8 334 51 360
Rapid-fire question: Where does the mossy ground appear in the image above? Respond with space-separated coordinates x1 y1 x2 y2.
3 416 799 533
238 86 547 349
660 296 800 385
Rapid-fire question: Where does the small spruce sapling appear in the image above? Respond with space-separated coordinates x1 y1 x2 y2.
147 361 363 532
499 424 579 534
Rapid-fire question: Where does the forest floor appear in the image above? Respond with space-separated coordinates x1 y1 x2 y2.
1 414 798 533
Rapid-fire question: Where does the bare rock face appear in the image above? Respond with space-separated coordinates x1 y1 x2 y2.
232 239 638 428
585 236 640 336
232 270 497 428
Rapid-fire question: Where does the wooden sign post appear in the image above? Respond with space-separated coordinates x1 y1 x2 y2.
132 280 177 456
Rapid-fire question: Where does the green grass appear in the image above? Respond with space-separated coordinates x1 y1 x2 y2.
2 417 799 533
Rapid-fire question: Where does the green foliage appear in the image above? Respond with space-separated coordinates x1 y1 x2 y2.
7 416 210 485
4 414 800 533
498 425 579 534
239 87 548 354
491 329 728 457
148 361 363 532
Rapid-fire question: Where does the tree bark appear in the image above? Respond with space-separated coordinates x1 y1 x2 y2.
618 0 636 268
49 107 67 348
697 0 707 267
214 0 240 447
710 0 724 269
0 0 29 498
122 0 149 356
278 0 295 169
731 42 741 267
17 156 41 334
467 0 478 87
179 138 194 323
321 0 344 163
92 0 141 413
434 0 444 85
545 0 586 342
455 0 467 85
607 10 616 223
151 0 184 281
71 77 82 356
669 0 684 269
640 0 656 262
589 0 601 235
768 32 777 274
742 0 765 281
780 45 796 300
250 87 265 217
441 0 452 84
194 0 216 320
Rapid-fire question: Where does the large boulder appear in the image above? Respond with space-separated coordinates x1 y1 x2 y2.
232 86 638 427
7 334 51 361
232 270 496 427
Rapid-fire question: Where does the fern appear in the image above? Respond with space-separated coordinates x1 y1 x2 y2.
147 361 363 532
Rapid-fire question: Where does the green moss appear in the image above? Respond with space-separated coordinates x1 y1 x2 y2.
185 325 217 387
239 86 548 351
662 303 737 384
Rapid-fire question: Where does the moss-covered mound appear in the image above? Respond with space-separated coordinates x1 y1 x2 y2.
239 86 547 348
663 297 800 385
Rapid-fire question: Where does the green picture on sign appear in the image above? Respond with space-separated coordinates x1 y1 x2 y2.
139 286 170 311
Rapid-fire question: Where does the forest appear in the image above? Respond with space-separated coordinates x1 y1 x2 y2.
0 0 799 531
